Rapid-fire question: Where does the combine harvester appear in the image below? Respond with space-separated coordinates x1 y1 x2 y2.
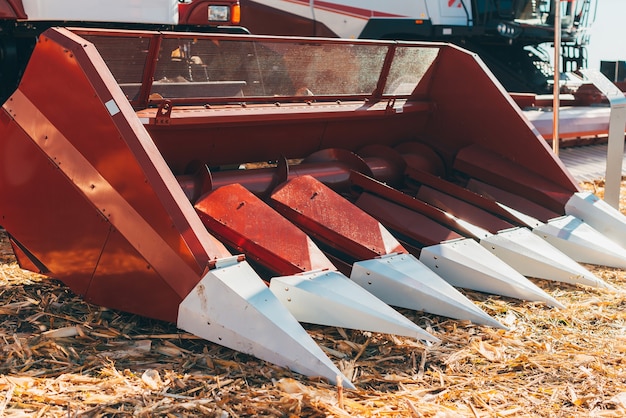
1 26 626 387
238 0 597 95
0 0 246 103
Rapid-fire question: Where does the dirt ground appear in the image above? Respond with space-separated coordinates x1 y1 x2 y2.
1 180 626 417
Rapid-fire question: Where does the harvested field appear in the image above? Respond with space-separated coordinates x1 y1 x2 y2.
1 179 626 417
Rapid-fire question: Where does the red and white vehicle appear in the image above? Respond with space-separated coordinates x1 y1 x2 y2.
1 0 241 26
240 0 597 93
0 0 244 101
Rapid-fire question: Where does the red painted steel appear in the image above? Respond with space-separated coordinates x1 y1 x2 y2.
111 29 578 212
139 101 433 174
195 183 336 276
204 156 386 197
0 26 588 327
240 0 336 37
180 148 407 200
0 0 26 18
418 46 580 197
405 168 560 224
0 28 231 322
466 179 563 223
453 145 575 216
354 193 464 248
416 186 515 233
348 171 475 239
394 142 446 178
271 175 405 260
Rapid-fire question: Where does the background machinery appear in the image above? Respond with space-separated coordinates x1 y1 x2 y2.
0 0 244 103
239 0 597 94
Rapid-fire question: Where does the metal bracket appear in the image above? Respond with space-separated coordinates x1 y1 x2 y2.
155 100 173 125
579 69 626 209
385 98 397 114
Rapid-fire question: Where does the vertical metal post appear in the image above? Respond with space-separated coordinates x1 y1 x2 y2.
580 69 626 209
552 0 561 156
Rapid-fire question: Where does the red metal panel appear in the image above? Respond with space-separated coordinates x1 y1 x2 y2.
39 28 227 265
0 28 235 322
0 109 110 296
354 192 463 247
405 168 560 225
466 179 561 223
195 183 336 275
420 46 580 194
406 168 513 219
240 0 334 37
416 186 514 234
0 109 180 321
0 0 26 19
142 101 431 174
454 145 573 215
349 171 464 232
85 230 184 321
8 238 44 274
270 175 405 260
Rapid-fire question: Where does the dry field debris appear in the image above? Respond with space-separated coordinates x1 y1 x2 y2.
1 180 626 417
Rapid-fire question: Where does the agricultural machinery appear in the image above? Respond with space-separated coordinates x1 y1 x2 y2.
239 0 597 94
1 26 626 387
0 0 245 103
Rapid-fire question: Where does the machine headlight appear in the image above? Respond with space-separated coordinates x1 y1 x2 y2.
208 5 230 22
497 22 521 39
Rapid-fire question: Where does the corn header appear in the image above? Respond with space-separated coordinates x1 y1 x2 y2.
0 27 624 387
